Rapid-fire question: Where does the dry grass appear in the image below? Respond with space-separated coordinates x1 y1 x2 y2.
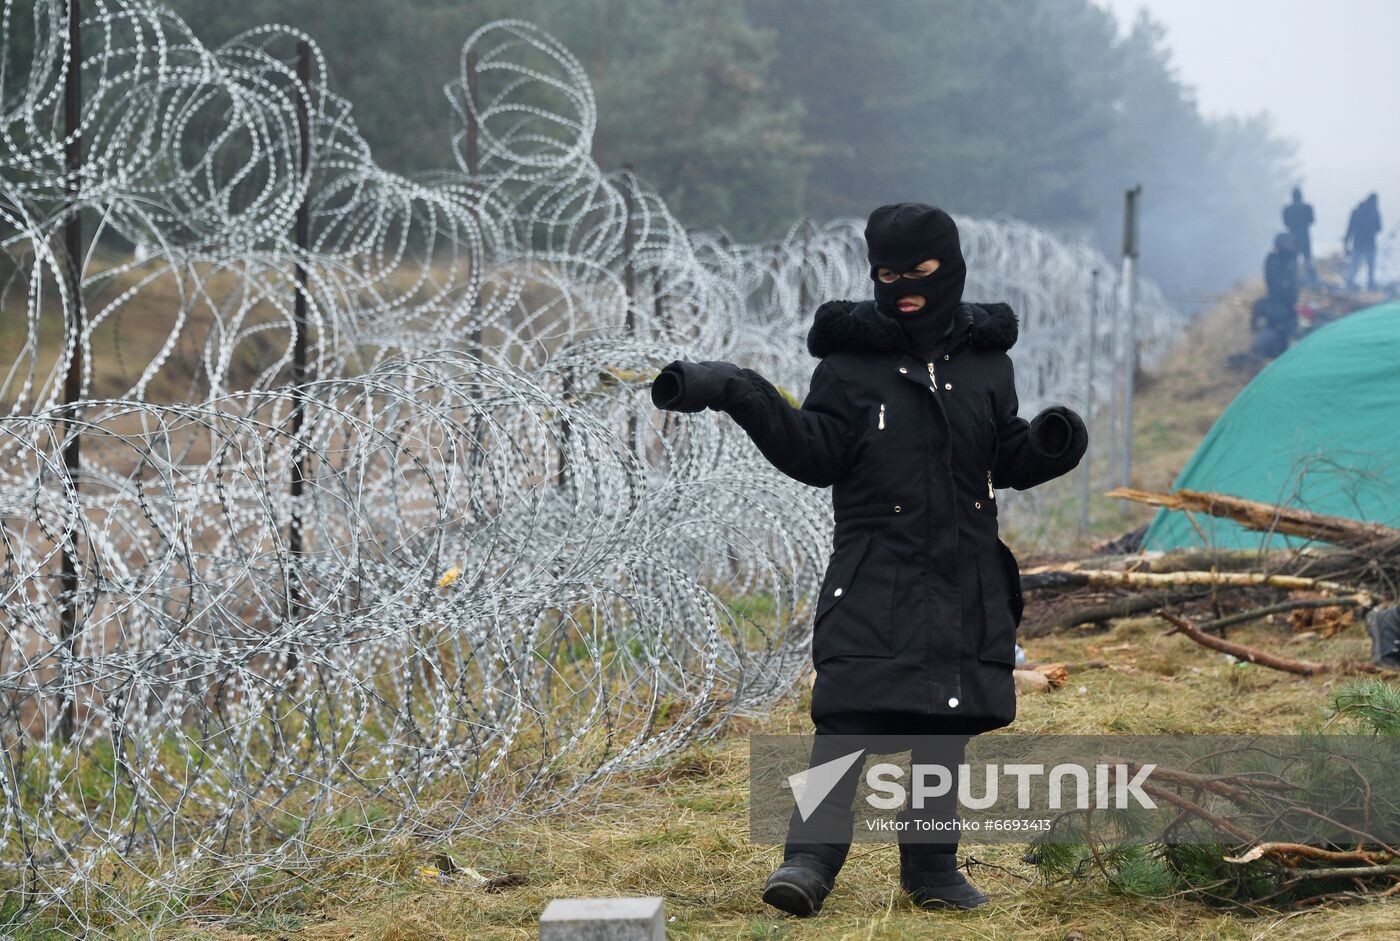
159 615 1396 941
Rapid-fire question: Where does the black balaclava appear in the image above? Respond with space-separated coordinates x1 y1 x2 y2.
864 202 968 353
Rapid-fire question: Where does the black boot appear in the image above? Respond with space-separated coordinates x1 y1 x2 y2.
898 843 988 911
762 852 835 917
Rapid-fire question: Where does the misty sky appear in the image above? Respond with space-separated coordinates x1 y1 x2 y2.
1096 0 1397 255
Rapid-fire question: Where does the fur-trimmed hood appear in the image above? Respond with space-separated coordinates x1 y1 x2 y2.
806 299 1018 359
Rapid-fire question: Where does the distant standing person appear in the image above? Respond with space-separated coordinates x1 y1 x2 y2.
1264 232 1301 313
1248 233 1300 360
1282 187 1317 284
1344 193 1382 291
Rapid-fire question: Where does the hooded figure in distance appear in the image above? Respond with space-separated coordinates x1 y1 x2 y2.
1282 187 1317 284
1251 232 1300 360
650 203 1087 917
1345 193 1383 291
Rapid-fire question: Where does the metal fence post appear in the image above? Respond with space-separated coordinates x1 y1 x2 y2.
1079 267 1099 538
622 164 638 459
465 46 483 360
57 0 84 742
1120 184 1141 513
798 215 811 316
285 40 312 670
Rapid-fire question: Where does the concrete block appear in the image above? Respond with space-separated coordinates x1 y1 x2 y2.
538 896 666 940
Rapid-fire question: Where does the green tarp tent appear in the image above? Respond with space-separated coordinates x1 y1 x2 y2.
1142 300 1400 551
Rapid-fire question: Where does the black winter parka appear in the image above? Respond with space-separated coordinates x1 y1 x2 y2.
656 299 1087 732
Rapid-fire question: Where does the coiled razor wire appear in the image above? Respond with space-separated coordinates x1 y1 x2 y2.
0 3 1184 932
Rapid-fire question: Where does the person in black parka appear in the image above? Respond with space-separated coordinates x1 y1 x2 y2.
1345 193 1383 291
1264 231 1301 311
1282 188 1317 285
1238 233 1301 365
1252 231 1301 357
650 203 1087 916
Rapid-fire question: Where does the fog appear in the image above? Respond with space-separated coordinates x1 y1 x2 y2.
1098 0 1399 255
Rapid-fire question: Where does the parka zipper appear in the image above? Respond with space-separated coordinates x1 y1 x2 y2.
924 358 989 506
878 402 885 429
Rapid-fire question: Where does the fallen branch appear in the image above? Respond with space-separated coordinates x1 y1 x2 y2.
1133 765 1285 804
1226 843 1394 866
1161 613 1329 675
1130 775 1261 844
1164 613 1391 675
1278 862 1400 882
1191 594 1371 636
1107 487 1400 550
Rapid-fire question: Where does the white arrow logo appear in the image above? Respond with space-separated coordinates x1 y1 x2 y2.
787 749 866 821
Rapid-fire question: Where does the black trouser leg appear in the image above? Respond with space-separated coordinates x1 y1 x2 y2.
1302 241 1318 283
780 711 873 880
896 732 970 860
781 712 979 880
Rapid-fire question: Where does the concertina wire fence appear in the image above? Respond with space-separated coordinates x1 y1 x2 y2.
0 1 1184 930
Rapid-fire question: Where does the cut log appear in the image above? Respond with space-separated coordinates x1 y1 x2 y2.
1020 588 1213 637
1013 669 1051 693
1022 659 1110 673
1186 594 1370 636
1041 568 1364 595
1107 487 1400 549
1032 662 1070 689
1023 547 1294 579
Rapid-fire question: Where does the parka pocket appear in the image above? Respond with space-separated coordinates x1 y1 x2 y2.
976 545 1018 666
812 533 897 664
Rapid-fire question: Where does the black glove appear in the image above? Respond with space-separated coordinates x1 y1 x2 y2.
814 298 857 319
1028 405 1087 460
650 359 742 412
